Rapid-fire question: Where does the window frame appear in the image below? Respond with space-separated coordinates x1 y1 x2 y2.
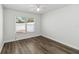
15 16 35 33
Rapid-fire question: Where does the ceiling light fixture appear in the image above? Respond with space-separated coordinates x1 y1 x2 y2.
36 4 40 12
37 7 40 12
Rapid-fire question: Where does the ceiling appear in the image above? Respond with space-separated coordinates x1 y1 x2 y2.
3 4 69 14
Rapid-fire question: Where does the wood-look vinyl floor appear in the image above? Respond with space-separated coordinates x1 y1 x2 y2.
1 36 79 54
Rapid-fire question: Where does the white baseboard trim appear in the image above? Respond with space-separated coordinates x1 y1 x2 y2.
0 42 4 53
41 34 79 50
16 34 41 41
4 34 41 43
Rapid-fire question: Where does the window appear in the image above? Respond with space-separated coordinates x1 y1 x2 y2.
16 16 35 33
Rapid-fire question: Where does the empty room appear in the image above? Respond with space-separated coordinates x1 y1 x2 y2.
0 4 79 54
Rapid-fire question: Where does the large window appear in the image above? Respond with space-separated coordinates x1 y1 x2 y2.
16 16 35 33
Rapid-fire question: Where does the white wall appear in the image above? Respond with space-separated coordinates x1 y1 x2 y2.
0 5 3 53
41 5 79 50
4 8 41 43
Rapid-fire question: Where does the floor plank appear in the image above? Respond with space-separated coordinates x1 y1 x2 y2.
1 36 79 54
